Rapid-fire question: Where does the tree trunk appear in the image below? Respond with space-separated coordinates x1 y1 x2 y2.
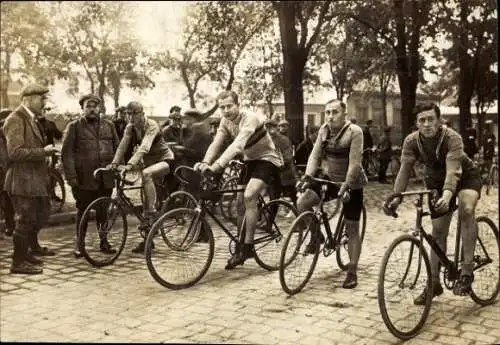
283 60 306 145
97 64 107 114
225 65 235 91
456 0 473 136
0 51 11 108
265 94 274 118
380 76 388 128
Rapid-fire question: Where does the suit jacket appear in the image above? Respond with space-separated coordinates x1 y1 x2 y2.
61 117 119 190
0 120 10 190
2 106 49 196
37 117 62 145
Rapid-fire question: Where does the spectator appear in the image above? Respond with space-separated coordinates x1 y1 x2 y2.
482 125 496 177
38 107 63 169
113 106 128 140
362 119 374 170
61 94 120 258
3 84 60 274
294 125 319 171
377 126 393 184
0 109 15 237
162 106 183 143
463 127 478 160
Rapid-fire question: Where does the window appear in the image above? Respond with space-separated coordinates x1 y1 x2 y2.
320 111 325 124
307 114 316 126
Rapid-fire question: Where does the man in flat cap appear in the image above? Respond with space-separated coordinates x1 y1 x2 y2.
61 94 120 257
110 101 175 253
2 84 60 274
162 105 183 144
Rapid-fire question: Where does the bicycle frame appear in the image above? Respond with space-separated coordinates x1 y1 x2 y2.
314 183 346 253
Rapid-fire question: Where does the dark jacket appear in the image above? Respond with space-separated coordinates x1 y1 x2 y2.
294 138 314 167
270 131 297 186
113 119 128 141
0 120 10 190
162 125 182 143
377 134 392 161
2 106 50 197
363 127 373 149
483 134 496 160
37 117 62 145
61 117 119 190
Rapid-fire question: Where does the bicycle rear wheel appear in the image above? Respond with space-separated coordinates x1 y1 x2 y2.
48 169 65 214
336 204 367 270
470 216 500 306
79 197 127 267
378 234 432 340
485 165 498 195
252 199 297 271
161 190 199 213
145 208 214 290
279 211 321 295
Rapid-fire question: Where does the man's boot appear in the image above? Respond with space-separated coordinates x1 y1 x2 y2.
31 230 55 256
10 235 42 275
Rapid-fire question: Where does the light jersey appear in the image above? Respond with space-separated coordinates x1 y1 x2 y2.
306 121 368 189
213 111 283 168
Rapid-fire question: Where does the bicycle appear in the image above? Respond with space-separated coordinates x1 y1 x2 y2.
378 190 499 340
363 147 379 178
218 160 244 223
77 166 189 267
279 177 367 295
144 165 298 290
47 152 66 214
485 154 498 195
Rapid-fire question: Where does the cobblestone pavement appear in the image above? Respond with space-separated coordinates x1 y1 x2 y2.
1 182 499 344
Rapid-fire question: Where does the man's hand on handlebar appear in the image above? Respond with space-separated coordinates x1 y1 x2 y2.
194 162 210 173
296 174 312 192
383 194 402 217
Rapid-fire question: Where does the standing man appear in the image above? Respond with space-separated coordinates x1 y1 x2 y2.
362 119 374 171
61 94 120 257
162 106 183 143
3 84 59 274
0 109 15 237
377 126 393 184
481 124 496 177
296 100 367 288
266 119 298 208
294 125 319 172
113 106 128 141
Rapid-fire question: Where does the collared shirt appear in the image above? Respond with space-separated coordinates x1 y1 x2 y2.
21 104 36 120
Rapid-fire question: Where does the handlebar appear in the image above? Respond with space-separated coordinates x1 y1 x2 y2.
93 166 140 186
228 160 244 170
383 189 439 218
298 176 350 202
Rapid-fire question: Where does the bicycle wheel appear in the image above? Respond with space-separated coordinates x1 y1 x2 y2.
485 165 498 195
470 216 500 306
336 204 367 271
48 169 65 214
160 190 199 213
378 234 432 340
79 197 127 267
145 207 214 290
219 176 239 225
252 199 298 271
279 211 321 295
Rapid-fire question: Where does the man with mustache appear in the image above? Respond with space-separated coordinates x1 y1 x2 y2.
61 94 120 257
296 100 367 289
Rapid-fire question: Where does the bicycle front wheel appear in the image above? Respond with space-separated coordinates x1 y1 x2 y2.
470 216 500 306
279 211 320 295
145 208 214 290
336 204 367 271
253 199 298 271
378 234 432 340
79 197 127 267
160 190 199 213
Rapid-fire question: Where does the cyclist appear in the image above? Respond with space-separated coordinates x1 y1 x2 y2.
296 100 367 289
385 103 482 304
194 90 283 269
110 101 175 253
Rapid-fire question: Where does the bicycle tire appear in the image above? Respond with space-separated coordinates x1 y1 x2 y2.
219 176 240 225
252 199 298 271
470 216 500 306
48 169 66 214
145 207 214 290
279 211 321 295
378 234 432 340
485 165 498 195
336 204 367 271
160 190 199 214
78 197 128 267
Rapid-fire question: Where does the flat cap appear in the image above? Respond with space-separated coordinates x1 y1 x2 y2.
20 84 49 98
278 119 289 126
0 108 13 121
265 119 278 127
79 94 101 108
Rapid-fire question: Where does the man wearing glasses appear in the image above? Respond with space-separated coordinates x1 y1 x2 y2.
296 100 367 289
110 101 175 254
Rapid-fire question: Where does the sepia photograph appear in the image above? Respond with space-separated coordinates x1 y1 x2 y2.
0 1 498 343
